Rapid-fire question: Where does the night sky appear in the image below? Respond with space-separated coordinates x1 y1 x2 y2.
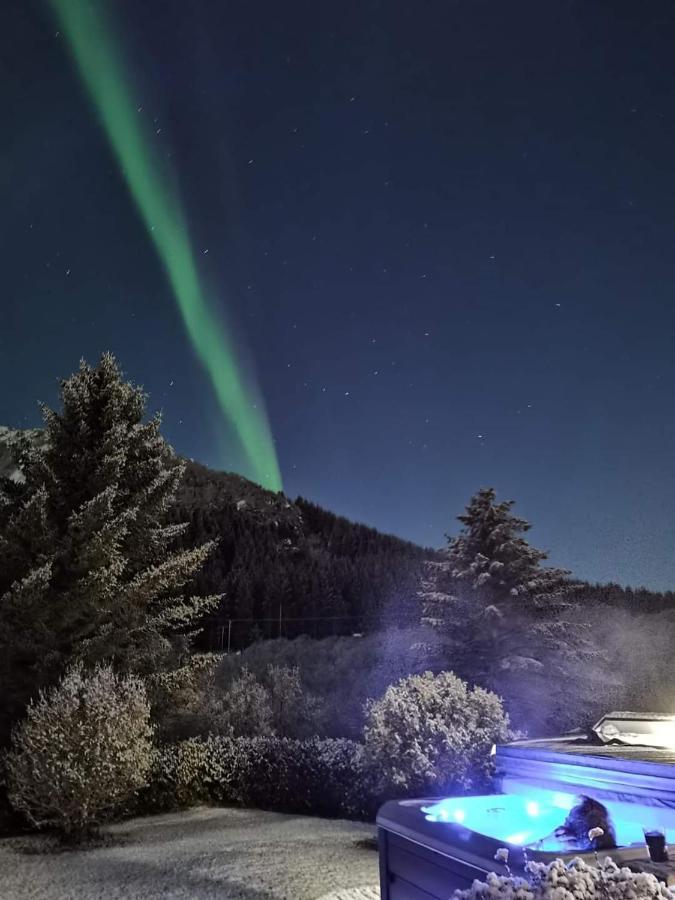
3 1 675 590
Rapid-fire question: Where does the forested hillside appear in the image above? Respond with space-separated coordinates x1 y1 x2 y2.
576 581 675 613
0 428 426 652
3 426 674 659
173 462 429 650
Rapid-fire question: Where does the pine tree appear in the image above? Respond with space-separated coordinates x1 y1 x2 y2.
421 488 601 732
0 354 218 742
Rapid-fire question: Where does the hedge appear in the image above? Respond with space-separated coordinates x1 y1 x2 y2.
140 735 379 820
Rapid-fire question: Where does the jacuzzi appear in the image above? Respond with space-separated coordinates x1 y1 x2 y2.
377 712 675 899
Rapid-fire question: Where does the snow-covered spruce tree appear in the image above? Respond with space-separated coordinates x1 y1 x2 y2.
0 354 218 743
421 488 602 732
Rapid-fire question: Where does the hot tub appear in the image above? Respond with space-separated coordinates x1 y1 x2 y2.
377 713 675 900
377 791 654 899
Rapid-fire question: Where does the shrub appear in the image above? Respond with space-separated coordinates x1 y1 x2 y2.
229 736 375 818
264 665 325 739
364 670 511 796
215 628 443 739
142 738 232 811
0 750 18 836
147 654 222 742
454 856 675 900
141 735 376 819
6 664 153 839
212 668 274 737
172 664 325 740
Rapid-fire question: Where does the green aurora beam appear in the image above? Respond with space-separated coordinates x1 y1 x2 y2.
50 0 282 492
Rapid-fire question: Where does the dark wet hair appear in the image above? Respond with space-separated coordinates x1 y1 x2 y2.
558 796 617 850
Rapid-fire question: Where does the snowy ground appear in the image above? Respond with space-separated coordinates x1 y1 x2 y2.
0 807 380 900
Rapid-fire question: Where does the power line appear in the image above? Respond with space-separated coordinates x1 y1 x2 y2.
209 614 363 653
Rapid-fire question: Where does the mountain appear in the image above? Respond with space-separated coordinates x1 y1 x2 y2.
0 428 429 650
173 461 429 651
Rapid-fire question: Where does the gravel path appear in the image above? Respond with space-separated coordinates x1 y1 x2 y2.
0 807 380 900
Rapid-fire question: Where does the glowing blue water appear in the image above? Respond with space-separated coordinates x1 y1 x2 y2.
422 793 658 851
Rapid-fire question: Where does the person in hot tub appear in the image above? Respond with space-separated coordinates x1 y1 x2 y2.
533 796 618 851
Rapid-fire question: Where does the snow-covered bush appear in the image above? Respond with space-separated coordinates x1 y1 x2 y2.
364 671 511 795
148 654 222 742
454 856 675 900
6 664 153 839
212 668 274 737
231 736 375 818
189 665 324 740
215 628 442 740
149 659 317 743
141 735 375 819
0 749 13 835
266 665 325 739
143 737 233 810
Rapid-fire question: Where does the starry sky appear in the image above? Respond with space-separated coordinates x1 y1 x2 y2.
3 0 675 590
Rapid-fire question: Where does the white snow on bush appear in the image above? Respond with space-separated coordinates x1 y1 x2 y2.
455 856 675 900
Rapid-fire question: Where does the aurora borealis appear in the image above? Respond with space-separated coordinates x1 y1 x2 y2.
5 0 675 589
49 0 282 492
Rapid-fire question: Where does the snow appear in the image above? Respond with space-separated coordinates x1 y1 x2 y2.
317 890 379 900
0 806 380 900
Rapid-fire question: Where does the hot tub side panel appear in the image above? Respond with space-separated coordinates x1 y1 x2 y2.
378 825 494 899
377 800 514 898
